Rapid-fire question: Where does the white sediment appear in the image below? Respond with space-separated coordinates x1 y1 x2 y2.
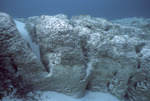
2 90 119 101
14 20 40 58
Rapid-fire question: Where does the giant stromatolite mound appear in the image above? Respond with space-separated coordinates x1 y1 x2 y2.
0 13 90 98
70 15 150 101
0 12 49 98
34 15 90 97
1 12 150 101
126 44 150 101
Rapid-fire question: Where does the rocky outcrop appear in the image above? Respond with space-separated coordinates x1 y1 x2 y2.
0 13 90 98
112 17 150 30
126 44 150 101
34 15 90 97
25 14 150 100
70 15 150 100
0 12 49 98
25 14 150 101
1 12 150 101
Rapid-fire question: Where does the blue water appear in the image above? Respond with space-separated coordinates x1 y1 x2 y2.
0 0 150 20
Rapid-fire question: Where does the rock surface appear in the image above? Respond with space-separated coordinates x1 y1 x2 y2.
0 13 90 98
112 17 150 30
0 12 48 98
34 15 90 97
70 15 150 100
1 12 150 101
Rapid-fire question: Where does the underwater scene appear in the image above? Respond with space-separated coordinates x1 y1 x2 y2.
0 0 150 101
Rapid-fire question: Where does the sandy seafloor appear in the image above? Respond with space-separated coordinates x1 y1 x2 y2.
2 90 119 101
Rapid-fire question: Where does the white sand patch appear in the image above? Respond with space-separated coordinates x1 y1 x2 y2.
2 90 120 101
14 20 40 58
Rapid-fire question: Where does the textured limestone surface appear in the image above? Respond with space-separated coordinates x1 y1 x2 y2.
112 17 150 29
0 12 45 99
34 15 90 97
70 15 150 101
1 12 150 101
